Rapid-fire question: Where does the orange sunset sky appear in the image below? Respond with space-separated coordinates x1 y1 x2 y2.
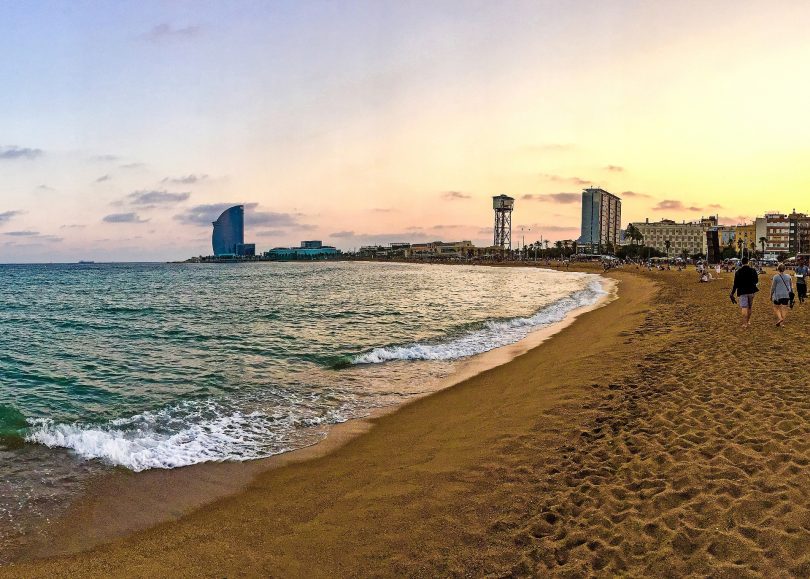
1 0 809 261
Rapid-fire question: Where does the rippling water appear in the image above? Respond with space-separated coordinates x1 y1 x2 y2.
0 261 603 549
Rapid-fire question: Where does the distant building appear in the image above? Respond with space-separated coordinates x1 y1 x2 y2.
404 240 474 259
212 205 245 256
211 205 257 257
579 188 622 253
713 223 757 256
358 243 411 258
632 216 717 256
765 211 810 255
236 243 256 257
755 217 767 250
733 223 757 254
264 240 339 260
765 213 789 254
789 210 810 254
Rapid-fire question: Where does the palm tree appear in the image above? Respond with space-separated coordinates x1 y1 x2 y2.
554 240 563 257
759 236 767 255
562 240 570 256
625 225 636 246
626 224 642 246
664 239 671 258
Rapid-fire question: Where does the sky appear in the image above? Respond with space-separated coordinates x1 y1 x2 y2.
1 0 809 262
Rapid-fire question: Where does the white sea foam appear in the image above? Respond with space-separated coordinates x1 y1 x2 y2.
352 277 605 364
26 400 349 472
25 274 605 471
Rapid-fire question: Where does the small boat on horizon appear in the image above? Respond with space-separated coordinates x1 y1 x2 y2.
78 260 95 264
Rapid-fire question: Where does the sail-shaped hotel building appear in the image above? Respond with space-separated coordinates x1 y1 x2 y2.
212 205 247 256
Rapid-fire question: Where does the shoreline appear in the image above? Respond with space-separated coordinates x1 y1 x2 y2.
5 267 616 565
13 266 806 576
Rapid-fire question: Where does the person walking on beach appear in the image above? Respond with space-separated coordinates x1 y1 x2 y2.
796 260 808 304
771 263 793 326
729 257 759 328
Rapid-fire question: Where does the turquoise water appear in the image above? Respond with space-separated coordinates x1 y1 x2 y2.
0 261 603 547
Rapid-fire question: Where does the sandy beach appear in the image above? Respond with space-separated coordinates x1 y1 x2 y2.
3 266 809 577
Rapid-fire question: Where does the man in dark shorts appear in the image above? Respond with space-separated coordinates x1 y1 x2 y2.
796 259 808 304
729 257 759 328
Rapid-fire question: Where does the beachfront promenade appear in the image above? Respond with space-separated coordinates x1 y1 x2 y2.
3 266 809 577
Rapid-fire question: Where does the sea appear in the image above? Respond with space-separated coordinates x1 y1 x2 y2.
0 261 604 555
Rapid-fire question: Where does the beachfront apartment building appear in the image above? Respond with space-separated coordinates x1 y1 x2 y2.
765 211 810 255
714 223 758 255
578 188 622 253
631 216 718 256
766 213 790 253
733 223 758 254
790 212 810 254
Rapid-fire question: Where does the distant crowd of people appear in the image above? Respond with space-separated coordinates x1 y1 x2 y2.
542 254 807 328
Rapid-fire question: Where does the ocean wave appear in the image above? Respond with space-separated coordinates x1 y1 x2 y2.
0 404 28 447
25 399 350 471
352 277 605 364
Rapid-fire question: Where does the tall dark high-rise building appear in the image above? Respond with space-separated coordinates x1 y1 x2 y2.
212 205 245 256
578 188 622 253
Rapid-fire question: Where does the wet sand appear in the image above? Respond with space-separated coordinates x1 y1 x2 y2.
4 268 810 577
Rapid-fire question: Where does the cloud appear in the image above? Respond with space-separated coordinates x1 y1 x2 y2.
718 215 752 224
103 212 149 223
36 184 54 191
653 200 704 212
430 224 465 230
92 154 120 162
161 174 208 185
0 146 43 160
174 203 303 229
0 210 23 224
145 23 200 41
95 174 112 183
539 173 592 186
371 208 396 213
604 165 624 172
331 231 355 238
120 162 145 169
521 193 580 204
707 203 723 209
4 230 39 237
60 224 86 229
128 190 190 205
620 190 652 198
442 191 472 200
3 230 62 242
